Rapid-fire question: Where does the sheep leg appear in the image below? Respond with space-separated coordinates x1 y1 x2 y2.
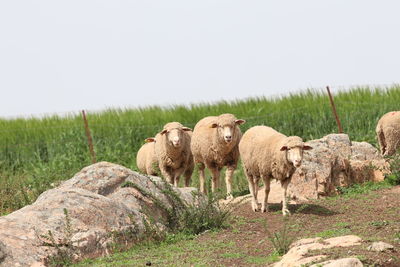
183 167 193 187
377 129 387 156
385 129 400 156
245 172 258 212
198 163 207 193
174 175 180 187
225 167 235 200
261 176 271 213
159 165 174 185
253 176 260 200
281 179 291 216
210 167 220 194
184 173 191 187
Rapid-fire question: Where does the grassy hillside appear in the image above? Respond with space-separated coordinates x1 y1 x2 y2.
1 85 399 214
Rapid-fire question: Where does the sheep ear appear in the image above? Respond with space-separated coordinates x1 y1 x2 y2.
235 119 246 125
210 123 218 128
160 129 168 135
145 138 155 143
280 146 288 151
303 145 313 150
182 127 192 132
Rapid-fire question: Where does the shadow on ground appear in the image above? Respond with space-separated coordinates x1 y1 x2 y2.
265 203 338 216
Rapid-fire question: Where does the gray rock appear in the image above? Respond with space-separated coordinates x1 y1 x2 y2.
289 134 389 200
367 241 395 252
0 162 200 266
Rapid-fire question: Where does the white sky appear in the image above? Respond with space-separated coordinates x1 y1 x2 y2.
0 1 399 118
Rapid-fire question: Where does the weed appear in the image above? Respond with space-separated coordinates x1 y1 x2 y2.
40 208 76 266
385 152 400 185
264 218 295 256
335 181 391 197
122 179 232 236
333 222 350 228
369 220 390 229
395 232 400 241
315 228 351 238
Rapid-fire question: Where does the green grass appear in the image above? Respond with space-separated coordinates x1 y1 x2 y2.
315 228 352 238
334 180 392 199
1 85 400 214
74 232 235 267
74 232 281 266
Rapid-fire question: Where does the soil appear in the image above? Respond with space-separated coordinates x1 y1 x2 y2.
196 185 400 266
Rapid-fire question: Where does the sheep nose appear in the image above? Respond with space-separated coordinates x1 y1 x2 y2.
224 135 232 142
294 160 301 167
172 138 180 146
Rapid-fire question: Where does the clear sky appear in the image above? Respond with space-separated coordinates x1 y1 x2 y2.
1 1 399 118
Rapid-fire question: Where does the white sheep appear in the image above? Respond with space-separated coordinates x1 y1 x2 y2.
376 111 400 156
154 122 194 187
191 113 246 198
239 126 312 215
136 137 158 175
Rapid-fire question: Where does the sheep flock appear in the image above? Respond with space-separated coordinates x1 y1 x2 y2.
136 111 399 215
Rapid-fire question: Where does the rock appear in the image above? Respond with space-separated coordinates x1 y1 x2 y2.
273 235 363 267
288 134 389 200
367 241 395 252
310 257 363 267
0 162 200 266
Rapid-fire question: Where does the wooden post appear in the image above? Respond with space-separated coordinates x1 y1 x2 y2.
82 110 97 163
326 86 343 134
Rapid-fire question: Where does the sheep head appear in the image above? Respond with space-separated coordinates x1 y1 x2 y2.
210 113 246 144
160 122 192 148
280 136 312 168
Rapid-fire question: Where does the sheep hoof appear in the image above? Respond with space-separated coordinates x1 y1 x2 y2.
261 206 268 213
252 203 260 212
226 194 234 200
282 209 291 216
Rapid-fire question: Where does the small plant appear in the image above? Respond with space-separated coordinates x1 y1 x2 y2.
122 179 233 238
369 220 389 229
40 208 76 266
385 152 400 185
394 231 400 243
179 191 233 235
336 181 391 197
264 218 295 256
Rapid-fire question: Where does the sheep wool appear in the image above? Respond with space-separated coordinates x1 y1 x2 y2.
191 113 245 198
376 111 400 156
154 122 193 187
136 138 158 176
239 126 312 215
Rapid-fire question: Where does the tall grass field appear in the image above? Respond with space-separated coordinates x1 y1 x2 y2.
1 86 399 214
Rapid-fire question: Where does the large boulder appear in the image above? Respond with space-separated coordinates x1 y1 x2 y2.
0 162 199 266
289 134 389 200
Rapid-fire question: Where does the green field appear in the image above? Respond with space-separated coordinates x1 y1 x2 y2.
1 85 399 214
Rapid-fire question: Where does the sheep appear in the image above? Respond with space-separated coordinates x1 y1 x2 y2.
239 126 312 215
376 111 400 156
191 113 246 198
154 122 194 187
136 137 158 175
